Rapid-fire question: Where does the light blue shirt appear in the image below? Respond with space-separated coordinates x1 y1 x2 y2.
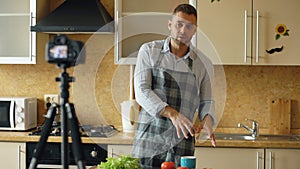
134 37 215 122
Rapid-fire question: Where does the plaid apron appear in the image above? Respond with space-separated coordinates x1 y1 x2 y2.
132 47 200 168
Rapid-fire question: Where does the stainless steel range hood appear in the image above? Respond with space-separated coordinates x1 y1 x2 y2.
31 0 114 33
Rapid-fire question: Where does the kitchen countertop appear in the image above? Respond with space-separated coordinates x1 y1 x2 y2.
0 130 300 149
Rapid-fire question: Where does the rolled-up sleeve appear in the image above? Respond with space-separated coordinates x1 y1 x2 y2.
195 50 216 126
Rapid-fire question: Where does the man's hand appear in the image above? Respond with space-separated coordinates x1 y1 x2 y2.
160 106 194 139
194 115 216 147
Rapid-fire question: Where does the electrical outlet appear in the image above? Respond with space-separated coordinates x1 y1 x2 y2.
44 94 59 109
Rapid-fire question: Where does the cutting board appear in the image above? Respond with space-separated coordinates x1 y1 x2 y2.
269 99 291 135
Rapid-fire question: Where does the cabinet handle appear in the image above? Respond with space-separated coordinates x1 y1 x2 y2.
30 12 36 61
30 12 33 61
256 152 261 169
244 10 248 63
111 147 114 157
114 0 120 64
269 151 273 169
255 10 260 63
18 145 21 169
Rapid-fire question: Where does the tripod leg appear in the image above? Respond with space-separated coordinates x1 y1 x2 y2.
28 104 58 169
66 103 86 169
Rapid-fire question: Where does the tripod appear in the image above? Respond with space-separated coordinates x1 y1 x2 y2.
29 64 86 169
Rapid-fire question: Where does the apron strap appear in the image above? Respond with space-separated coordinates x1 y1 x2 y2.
155 41 194 71
187 57 193 70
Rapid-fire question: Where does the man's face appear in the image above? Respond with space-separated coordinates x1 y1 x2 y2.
168 11 197 45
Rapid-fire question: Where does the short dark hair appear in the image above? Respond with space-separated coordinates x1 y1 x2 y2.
173 4 197 19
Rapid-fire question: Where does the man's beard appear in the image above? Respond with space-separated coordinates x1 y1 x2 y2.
171 35 190 46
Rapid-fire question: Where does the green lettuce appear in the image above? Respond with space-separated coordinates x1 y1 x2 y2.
98 155 140 169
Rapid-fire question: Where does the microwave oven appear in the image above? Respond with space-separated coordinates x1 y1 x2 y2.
0 97 37 131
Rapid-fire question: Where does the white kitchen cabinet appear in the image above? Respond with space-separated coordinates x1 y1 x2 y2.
0 142 26 169
195 147 264 169
252 0 300 65
197 0 251 65
265 149 300 169
114 0 194 65
0 0 36 64
197 0 300 65
107 144 133 158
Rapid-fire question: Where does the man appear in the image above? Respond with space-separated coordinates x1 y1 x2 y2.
132 4 216 168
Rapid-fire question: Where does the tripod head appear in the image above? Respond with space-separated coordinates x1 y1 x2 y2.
45 35 85 105
55 64 75 106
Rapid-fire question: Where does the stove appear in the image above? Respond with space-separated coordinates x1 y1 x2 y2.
29 123 119 137
26 142 108 168
27 123 116 167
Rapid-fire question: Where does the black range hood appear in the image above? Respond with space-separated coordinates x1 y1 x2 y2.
31 0 114 33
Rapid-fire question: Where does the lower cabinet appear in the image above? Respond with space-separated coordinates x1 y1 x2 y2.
195 147 300 169
106 145 300 169
265 149 300 169
0 142 26 169
107 145 133 158
195 147 264 169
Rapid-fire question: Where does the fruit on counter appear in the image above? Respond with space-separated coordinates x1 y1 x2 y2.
98 155 140 169
161 161 176 169
177 167 189 169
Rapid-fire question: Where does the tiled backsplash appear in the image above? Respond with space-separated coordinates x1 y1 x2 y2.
217 65 300 134
0 33 299 134
2 0 300 133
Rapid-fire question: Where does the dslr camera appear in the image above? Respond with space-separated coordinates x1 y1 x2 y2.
46 35 85 67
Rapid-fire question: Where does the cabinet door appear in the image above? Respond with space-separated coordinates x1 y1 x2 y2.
0 142 26 169
195 147 264 169
107 145 133 158
114 0 189 65
266 149 300 169
253 0 300 65
0 0 36 64
197 0 252 65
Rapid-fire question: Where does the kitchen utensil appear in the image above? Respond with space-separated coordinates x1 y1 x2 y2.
269 98 291 135
121 65 139 132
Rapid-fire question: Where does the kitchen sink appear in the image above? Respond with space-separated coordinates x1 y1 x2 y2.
212 133 256 141
206 133 300 141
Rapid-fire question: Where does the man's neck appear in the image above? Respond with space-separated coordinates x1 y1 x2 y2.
170 39 189 59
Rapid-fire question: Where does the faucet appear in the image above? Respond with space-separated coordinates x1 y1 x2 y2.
238 119 259 138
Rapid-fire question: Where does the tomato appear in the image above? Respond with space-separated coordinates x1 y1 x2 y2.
161 161 176 169
177 167 189 169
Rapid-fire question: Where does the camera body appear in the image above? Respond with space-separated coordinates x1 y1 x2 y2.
46 35 85 67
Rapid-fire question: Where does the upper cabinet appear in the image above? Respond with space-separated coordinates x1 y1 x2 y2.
197 0 300 65
253 0 299 65
0 0 36 64
114 0 192 65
